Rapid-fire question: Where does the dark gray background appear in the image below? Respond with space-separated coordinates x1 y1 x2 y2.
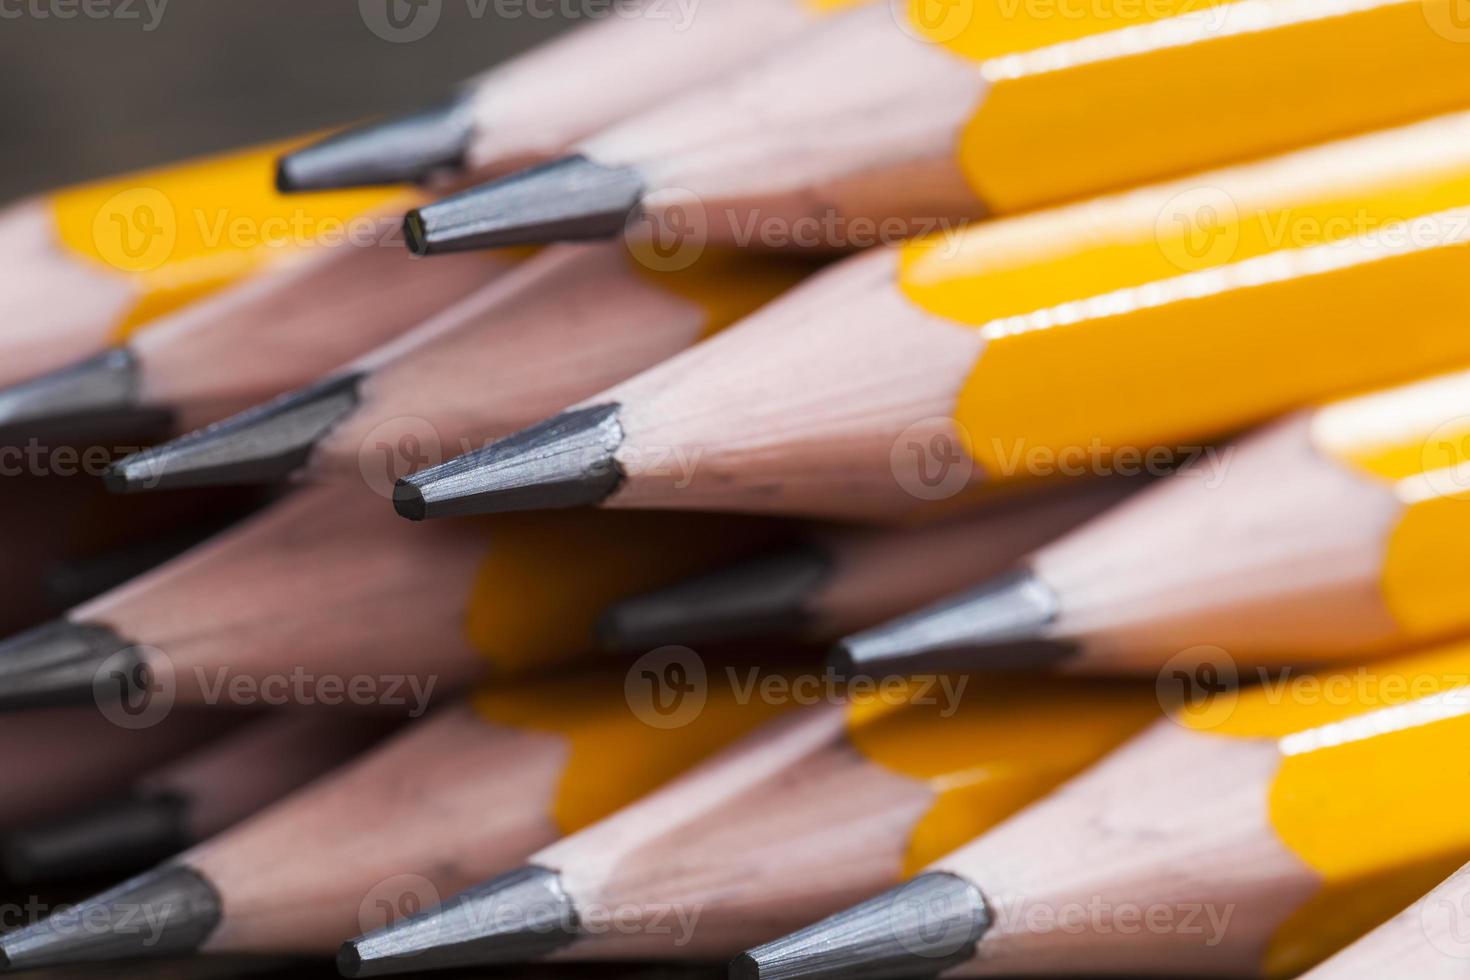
0 0 573 199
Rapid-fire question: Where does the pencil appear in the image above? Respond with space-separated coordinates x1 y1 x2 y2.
599 480 1138 651
397 109 1470 523
0 483 781 713
838 364 1470 675
276 0 871 192
1303 861 1470 978
0 138 398 390
738 640 1470 979
0 664 795 967
403 0 1470 254
0 208 505 439
337 672 1157 973
1 712 393 884
102 244 811 493
1 708 232 831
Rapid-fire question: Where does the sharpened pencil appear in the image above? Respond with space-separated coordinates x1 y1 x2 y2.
337 673 1156 973
739 640 1470 979
404 0 1470 254
103 244 812 493
0 139 398 389
599 480 1139 650
276 0 872 192
0 664 796 966
398 110 1470 522
838 364 1470 675
1 712 393 884
0 483 783 714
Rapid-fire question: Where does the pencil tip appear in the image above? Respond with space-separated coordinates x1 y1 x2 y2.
1 791 190 884
0 864 220 970
402 155 643 255
341 866 579 976
598 547 831 651
832 570 1071 675
276 99 474 192
104 373 364 493
733 872 989 980
394 403 624 520
0 620 137 712
0 348 142 437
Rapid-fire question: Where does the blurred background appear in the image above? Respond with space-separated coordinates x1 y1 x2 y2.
0 0 576 199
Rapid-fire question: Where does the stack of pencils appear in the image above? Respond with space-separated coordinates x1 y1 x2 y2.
5 1 1470 977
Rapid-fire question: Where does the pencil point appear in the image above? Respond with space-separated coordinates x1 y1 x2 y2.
0 348 143 437
1 791 190 884
402 155 644 255
832 570 1072 675
0 864 221 970
0 620 136 712
394 403 624 520
276 99 474 192
598 547 831 650
104 373 364 493
733 872 989 980
340 866 579 976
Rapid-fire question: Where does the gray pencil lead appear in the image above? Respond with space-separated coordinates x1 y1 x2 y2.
0 620 138 712
276 98 476 192
104 373 364 493
831 569 1076 675
339 866 580 977
0 864 221 971
403 155 644 255
733 872 990 980
1 790 191 884
394 403 624 520
598 546 832 650
0 348 143 435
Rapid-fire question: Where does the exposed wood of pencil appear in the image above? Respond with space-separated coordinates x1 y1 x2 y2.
129 216 501 432
534 705 928 959
69 485 491 703
560 248 972 520
1304 862 1470 978
191 704 565 953
315 244 717 479
0 201 135 386
580 3 980 241
934 722 1315 976
0 709 227 829
151 712 392 840
1026 414 1404 671
813 482 1135 634
282 0 826 191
